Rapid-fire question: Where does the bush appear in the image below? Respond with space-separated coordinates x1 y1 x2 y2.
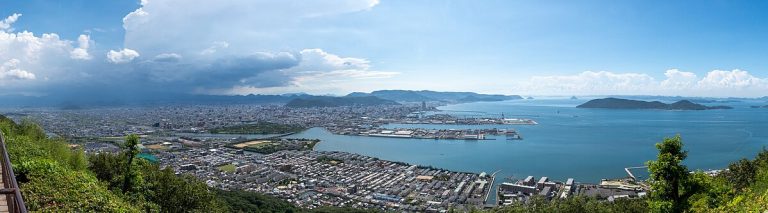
2 117 136 212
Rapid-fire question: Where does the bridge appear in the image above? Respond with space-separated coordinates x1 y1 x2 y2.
0 132 28 213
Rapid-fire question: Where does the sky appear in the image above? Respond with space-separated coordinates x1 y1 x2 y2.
1 0 768 99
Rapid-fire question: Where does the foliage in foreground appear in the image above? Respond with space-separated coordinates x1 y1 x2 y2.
490 196 647 213
87 142 226 212
1 116 138 212
645 135 768 212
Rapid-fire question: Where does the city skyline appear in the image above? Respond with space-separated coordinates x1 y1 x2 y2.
2 0 768 98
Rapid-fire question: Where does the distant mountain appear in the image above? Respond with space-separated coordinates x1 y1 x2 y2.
0 93 314 108
285 96 400 108
577 98 733 110
0 90 515 107
346 90 522 103
347 90 434 102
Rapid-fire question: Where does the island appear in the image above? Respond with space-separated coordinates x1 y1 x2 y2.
577 98 733 110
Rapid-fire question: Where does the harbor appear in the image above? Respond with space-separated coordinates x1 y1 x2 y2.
330 127 524 140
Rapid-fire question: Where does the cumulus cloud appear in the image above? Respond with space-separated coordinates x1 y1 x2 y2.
518 69 768 97
70 34 92 60
112 0 392 95
199 49 398 95
526 71 656 92
1 59 35 80
697 69 768 90
660 69 698 89
290 49 370 72
0 13 98 91
0 7 398 98
107 48 140 63
0 13 21 32
122 0 379 57
289 49 396 80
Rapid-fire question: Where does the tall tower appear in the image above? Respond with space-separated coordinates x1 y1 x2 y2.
421 101 426 111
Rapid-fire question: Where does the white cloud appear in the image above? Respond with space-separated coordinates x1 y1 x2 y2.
200 41 228 55
116 1 389 95
153 53 182 62
0 14 94 89
107 48 140 63
292 48 371 73
70 34 92 60
525 71 656 93
517 69 768 97
121 0 379 57
660 69 698 89
697 69 768 90
0 13 21 32
202 48 398 95
1 59 36 80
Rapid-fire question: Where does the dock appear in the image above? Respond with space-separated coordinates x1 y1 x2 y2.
484 170 501 205
624 166 647 180
332 127 523 141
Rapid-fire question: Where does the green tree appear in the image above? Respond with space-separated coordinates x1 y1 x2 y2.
647 135 690 213
724 158 757 190
122 134 141 193
88 152 125 189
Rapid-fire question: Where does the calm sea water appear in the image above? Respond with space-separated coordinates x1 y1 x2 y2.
290 98 768 187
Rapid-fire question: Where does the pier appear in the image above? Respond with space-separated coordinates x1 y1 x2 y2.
331 127 523 141
624 166 648 180
484 169 502 205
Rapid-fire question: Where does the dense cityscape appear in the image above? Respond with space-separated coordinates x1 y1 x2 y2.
1 102 653 211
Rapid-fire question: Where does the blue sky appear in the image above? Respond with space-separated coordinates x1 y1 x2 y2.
1 0 768 98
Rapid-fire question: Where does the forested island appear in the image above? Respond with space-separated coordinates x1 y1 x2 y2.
577 98 733 110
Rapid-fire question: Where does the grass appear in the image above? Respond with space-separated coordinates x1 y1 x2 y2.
209 122 304 134
146 144 168 150
232 140 271 148
218 164 237 173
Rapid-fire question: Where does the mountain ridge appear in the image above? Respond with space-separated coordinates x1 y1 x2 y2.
346 90 522 102
285 96 400 108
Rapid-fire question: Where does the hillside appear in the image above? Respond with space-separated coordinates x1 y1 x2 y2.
577 98 733 110
346 90 522 102
285 96 400 107
0 115 377 212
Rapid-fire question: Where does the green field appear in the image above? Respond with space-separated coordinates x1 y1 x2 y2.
209 122 304 134
218 164 237 173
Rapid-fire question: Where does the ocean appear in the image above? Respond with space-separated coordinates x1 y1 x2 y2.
289 98 768 187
